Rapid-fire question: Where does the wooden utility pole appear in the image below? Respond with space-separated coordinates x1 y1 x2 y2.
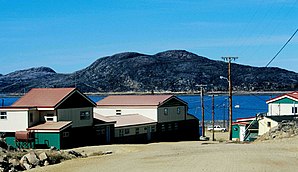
222 57 238 141
212 94 215 141
198 84 207 137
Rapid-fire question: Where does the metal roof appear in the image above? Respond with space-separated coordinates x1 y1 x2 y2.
106 114 156 127
96 95 177 106
27 121 72 131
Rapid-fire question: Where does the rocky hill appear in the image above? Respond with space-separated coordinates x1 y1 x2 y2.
0 50 298 93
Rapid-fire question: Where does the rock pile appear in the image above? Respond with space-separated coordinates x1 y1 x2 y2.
257 120 298 141
0 138 113 171
0 140 84 172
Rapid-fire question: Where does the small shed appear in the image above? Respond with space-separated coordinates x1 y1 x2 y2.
27 121 72 149
232 122 247 141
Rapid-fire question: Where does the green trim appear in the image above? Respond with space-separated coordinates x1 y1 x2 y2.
271 97 298 104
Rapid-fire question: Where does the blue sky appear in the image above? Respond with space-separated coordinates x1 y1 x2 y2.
0 0 297 74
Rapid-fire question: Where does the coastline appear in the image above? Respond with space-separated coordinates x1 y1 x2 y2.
1 90 289 97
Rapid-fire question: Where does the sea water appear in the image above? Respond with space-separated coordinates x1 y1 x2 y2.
0 94 273 121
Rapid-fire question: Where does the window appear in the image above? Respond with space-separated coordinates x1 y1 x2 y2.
233 128 238 131
151 126 156 132
267 122 271 127
0 112 7 120
292 107 297 114
125 129 130 134
177 107 181 114
29 113 33 123
63 132 70 138
135 128 139 135
119 129 124 137
116 110 121 115
164 108 168 115
174 123 178 130
80 111 90 120
168 124 172 131
161 124 166 132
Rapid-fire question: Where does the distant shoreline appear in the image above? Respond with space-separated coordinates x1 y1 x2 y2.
0 90 289 97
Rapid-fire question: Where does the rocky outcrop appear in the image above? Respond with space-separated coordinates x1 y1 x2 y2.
1 50 298 93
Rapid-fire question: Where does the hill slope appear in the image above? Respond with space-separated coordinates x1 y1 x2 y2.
0 50 298 93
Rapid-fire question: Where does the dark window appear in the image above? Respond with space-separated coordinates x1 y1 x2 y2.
174 123 178 130
80 111 90 120
125 129 130 134
116 110 121 115
0 112 7 120
168 124 172 131
63 132 70 138
292 107 297 114
164 108 168 115
234 128 238 131
151 126 156 132
267 122 271 127
135 128 139 135
161 124 166 132
29 113 33 123
119 129 124 137
177 107 181 114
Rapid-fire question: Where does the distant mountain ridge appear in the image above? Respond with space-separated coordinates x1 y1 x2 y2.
0 50 298 93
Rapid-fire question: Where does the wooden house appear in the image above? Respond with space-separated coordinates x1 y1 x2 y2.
95 95 199 142
0 88 96 149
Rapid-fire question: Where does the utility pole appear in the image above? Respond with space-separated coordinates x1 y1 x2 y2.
222 57 238 141
198 84 207 137
212 94 215 141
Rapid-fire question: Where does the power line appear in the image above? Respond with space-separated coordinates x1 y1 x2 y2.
265 28 298 67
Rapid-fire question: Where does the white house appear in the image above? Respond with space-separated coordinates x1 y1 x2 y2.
95 95 199 142
258 91 298 136
266 91 298 116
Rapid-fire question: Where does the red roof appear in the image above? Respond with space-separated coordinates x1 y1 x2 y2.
266 91 298 103
27 121 72 131
97 95 173 106
12 88 76 108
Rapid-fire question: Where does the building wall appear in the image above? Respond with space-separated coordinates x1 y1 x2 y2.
57 107 93 128
114 124 156 137
35 132 61 149
258 117 278 135
94 106 158 121
268 98 298 116
0 110 28 132
268 103 298 116
157 106 186 123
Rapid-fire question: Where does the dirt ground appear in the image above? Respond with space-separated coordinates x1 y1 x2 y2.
30 133 298 172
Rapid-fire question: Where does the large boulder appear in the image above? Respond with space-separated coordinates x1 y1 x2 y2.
38 152 48 161
22 151 40 166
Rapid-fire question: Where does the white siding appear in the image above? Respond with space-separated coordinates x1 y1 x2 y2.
94 106 158 121
58 107 93 128
239 126 246 141
0 110 28 132
269 103 297 116
258 117 278 135
157 106 186 122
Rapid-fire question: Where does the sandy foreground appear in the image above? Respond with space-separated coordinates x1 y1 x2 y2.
30 132 298 172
